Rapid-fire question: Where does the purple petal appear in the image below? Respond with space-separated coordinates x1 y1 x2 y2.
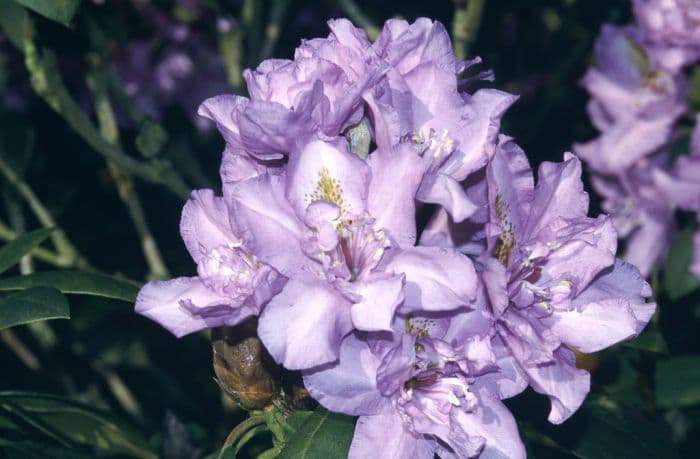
387 246 477 312
510 342 590 424
349 274 405 332
375 18 456 75
417 173 478 223
257 278 352 370
285 137 370 219
485 136 534 251
238 98 313 158
453 388 526 459
546 302 638 354
563 259 656 348
349 411 433 459
197 95 247 148
228 173 306 275
525 153 590 238
472 334 529 400
443 89 519 182
180 189 236 263
693 230 700 279
303 334 387 416
135 277 250 337
537 215 618 295
367 144 425 247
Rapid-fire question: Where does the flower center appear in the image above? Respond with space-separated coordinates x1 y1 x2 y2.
304 215 390 283
306 167 347 213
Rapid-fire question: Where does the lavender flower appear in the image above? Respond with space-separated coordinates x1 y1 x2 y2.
574 24 687 174
369 19 516 221
134 16 662 457
303 309 525 459
202 18 515 221
574 23 690 275
481 138 655 423
135 190 284 337
228 137 478 369
632 0 700 72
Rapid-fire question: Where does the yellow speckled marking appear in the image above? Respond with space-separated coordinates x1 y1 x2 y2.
494 194 515 266
306 167 346 213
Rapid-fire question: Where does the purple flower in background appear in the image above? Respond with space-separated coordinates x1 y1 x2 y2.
481 138 655 423
591 158 676 276
135 190 284 337
652 115 700 214
574 24 687 174
632 0 700 72
304 310 525 459
574 22 694 276
114 2 229 130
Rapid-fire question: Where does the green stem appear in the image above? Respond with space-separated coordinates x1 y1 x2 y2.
88 63 170 279
0 329 41 371
21 18 189 200
259 0 291 60
451 0 486 60
2 188 34 274
0 156 92 270
0 220 80 268
220 414 268 458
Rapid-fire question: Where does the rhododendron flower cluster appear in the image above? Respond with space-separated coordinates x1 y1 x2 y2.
575 0 700 278
136 17 655 458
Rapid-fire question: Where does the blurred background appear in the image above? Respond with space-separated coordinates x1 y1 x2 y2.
1 1 698 458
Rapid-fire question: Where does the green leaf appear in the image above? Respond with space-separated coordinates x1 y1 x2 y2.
10 0 81 25
0 270 140 302
655 356 700 409
0 0 29 48
0 287 69 330
0 391 157 459
0 227 53 275
624 324 669 354
572 396 678 459
662 227 700 301
135 120 167 158
277 407 355 459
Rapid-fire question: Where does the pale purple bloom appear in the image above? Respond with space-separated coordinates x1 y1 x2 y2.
228 137 478 370
632 0 700 72
574 23 690 275
574 24 687 175
294 18 516 222
652 115 700 214
199 20 385 160
135 190 284 337
303 309 525 459
591 158 676 276
368 19 516 222
481 139 655 423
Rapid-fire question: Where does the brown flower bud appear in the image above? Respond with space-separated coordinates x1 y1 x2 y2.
212 319 279 411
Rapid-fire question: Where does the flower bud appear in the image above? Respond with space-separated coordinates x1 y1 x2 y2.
212 320 279 411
